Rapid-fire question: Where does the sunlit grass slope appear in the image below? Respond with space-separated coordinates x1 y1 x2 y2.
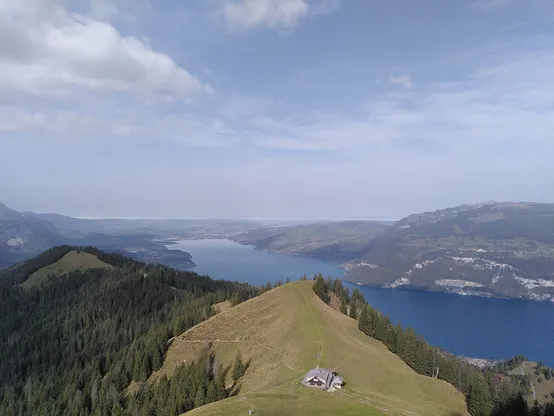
21 250 113 289
153 281 468 416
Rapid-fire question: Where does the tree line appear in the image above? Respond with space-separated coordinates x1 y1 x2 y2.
123 346 249 415
313 274 554 416
0 246 259 415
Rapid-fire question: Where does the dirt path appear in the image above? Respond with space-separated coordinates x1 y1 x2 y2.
296 283 325 368
173 337 300 372
521 362 536 401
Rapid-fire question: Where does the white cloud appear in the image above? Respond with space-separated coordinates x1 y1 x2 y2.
4 40 554 156
231 42 554 152
0 103 234 147
221 0 339 32
0 0 208 101
389 74 413 89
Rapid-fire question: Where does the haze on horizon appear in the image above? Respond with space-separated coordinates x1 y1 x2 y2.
1 0 553 219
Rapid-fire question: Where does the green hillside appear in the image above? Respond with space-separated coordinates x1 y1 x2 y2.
21 250 113 289
154 282 468 416
0 247 260 415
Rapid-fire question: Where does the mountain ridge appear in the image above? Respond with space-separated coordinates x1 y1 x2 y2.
345 201 554 301
157 281 468 416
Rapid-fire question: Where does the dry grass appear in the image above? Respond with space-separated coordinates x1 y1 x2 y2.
21 250 113 289
212 300 232 314
153 282 468 416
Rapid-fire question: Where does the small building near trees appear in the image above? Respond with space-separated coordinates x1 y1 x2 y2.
302 368 344 391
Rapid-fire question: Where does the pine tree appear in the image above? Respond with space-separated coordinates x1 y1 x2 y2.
340 298 348 315
206 381 218 404
232 352 245 381
333 278 343 295
358 305 370 335
194 387 205 408
467 373 492 416
313 275 329 303
349 300 358 319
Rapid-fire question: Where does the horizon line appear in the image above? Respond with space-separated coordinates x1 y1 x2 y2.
72 216 401 221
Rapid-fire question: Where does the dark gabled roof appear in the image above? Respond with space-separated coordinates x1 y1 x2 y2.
303 368 333 382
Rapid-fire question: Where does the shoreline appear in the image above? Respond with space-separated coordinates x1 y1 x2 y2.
343 278 554 304
167 237 554 304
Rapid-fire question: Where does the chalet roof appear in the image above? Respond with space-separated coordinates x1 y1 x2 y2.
303 368 333 382
302 368 344 391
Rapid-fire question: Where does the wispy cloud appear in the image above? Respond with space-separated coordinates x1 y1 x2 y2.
389 74 413 89
221 0 340 32
4 37 554 158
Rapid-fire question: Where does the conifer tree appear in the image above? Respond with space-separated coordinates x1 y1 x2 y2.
313 275 330 303
206 381 218 404
358 305 370 334
340 297 348 315
468 373 492 416
194 387 205 408
349 300 358 320
232 352 245 381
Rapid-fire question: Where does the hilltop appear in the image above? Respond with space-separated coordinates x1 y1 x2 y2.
155 281 468 416
20 249 113 289
345 202 554 301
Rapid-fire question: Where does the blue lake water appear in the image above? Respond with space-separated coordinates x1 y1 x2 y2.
168 239 344 285
168 239 554 366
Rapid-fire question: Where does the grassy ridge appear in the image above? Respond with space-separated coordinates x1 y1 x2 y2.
154 282 467 416
21 250 113 289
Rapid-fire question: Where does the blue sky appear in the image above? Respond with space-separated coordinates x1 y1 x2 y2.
1 0 553 218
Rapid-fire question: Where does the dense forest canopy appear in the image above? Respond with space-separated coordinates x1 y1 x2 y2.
0 246 259 415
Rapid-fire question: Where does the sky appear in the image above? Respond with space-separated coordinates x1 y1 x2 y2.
1 0 554 219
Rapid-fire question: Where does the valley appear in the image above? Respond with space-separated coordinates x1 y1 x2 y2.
3 200 554 302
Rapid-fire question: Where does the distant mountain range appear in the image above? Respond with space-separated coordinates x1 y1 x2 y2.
0 203 211 269
231 202 554 301
3 201 554 301
0 203 62 267
344 202 554 301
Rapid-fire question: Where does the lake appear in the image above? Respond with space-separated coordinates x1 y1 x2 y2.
168 239 554 366
167 239 344 285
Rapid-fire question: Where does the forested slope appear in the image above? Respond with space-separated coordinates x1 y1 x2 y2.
0 246 259 415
